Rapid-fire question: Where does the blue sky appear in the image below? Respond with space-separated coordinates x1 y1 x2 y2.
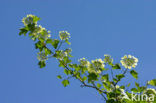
1 0 156 103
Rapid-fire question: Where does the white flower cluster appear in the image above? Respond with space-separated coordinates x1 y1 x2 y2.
88 59 105 74
37 52 48 61
31 25 51 40
120 55 138 69
22 15 51 41
78 58 90 67
78 54 138 74
22 14 35 26
78 58 105 74
57 50 68 60
59 31 70 40
91 59 105 68
38 25 51 40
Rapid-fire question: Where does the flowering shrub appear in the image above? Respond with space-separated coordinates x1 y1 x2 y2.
19 14 156 103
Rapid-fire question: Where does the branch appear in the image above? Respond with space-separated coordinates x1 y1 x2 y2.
114 69 128 86
49 40 108 101
58 59 107 101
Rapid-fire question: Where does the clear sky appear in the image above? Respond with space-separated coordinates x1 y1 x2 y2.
1 0 156 103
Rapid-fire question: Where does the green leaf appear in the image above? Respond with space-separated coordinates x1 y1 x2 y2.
112 63 121 69
65 39 71 45
44 48 52 55
81 67 87 74
148 79 156 86
59 62 65 68
135 82 140 88
27 23 36 32
101 74 109 81
62 79 70 87
82 76 87 81
33 16 40 22
130 70 138 79
38 61 46 68
75 72 81 78
46 39 53 44
74 66 81 71
52 39 59 49
97 83 102 88
113 78 118 83
88 73 98 83
103 82 111 91
107 99 115 103
127 83 131 87
57 75 62 79
69 64 77 68
63 57 72 64
116 74 125 81
138 86 146 92
19 28 28 36
120 85 125 89
64 69 71 75
35 41 44 51
131 88 138 93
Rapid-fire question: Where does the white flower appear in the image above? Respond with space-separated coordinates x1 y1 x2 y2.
59 31 70 40
116 85 120 89
120 55 138 69
22 15 50 41
104 54 113 64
